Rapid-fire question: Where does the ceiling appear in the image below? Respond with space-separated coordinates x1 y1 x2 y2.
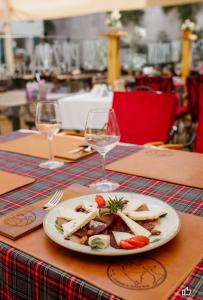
0 0 201 21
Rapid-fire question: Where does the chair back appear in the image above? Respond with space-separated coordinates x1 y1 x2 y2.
135 75 173 93
186 76 200 121
194 83 203 153
112 90 178 145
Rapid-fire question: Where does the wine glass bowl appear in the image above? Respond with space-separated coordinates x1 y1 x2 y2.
85 108 120 192
35 100 64 170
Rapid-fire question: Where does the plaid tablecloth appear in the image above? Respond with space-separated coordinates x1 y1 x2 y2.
0 132 202 300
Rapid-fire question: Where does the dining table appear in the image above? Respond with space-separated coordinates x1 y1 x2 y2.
0 130 202 300
58 85 113 130
0 90 67 131
0 86 113 132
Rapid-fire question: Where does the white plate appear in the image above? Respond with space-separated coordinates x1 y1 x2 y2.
43 192 180 256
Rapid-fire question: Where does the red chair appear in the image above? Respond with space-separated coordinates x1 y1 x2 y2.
135 75 174 93
185 75 203 122
175 104 191 120
194 83 203 153
135 75 187 123
176 75 203 121
112 90 178 145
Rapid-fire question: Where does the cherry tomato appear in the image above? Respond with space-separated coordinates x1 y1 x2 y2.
95 195 106 207
120 240 135 249
129 236 150 246
128 239 146 248
120 236 150 250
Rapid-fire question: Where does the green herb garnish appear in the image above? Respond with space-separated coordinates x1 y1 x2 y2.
150 239 161 244
98 196 128 216
107 196 127 213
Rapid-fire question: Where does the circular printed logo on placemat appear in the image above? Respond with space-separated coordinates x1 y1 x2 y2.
107 257 167 290
4 211 36 226
145 149 173 157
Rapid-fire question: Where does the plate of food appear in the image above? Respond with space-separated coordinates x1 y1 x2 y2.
43 192 180 256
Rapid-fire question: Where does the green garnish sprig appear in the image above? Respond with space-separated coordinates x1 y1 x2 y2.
98 196 128 216
107 196 128 213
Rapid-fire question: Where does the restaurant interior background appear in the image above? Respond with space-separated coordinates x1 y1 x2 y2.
0 0 203 149
0 2 203 300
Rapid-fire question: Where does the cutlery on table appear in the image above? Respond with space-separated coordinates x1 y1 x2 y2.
68 145 92 154
43 190 64 210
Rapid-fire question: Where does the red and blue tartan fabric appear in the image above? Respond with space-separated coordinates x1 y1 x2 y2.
0 132 202 300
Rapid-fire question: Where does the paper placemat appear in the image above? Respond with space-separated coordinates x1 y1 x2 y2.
106 148 203 189
1 185 202 300
0 170 35 195
0 134 95 161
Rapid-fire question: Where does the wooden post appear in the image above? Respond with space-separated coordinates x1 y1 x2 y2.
3 0 14 75
101 31 127 89
181 30 192 80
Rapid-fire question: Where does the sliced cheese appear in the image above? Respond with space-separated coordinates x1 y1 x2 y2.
58 206 85 221
62 210 97 238
112 231 134 246
82 200 98 212
122 201 144 215
117 211 151 237
128 210 167 221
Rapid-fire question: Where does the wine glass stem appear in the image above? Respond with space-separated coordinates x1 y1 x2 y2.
48 137 54 161
101 153 106 181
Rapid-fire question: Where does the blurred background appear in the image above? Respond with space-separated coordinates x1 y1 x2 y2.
0 0 203 151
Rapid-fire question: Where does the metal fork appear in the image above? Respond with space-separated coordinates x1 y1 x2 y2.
43 190 64 209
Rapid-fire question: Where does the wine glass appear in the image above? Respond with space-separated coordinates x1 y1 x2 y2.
35 100 64 169
85 108 120 192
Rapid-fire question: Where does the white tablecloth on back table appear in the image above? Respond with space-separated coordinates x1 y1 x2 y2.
59 92 113 130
